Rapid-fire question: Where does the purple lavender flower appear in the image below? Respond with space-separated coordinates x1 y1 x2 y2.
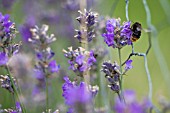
4 102 22 113
48 60 60 73
75 9 98 43
15 102 22 113
62 76 97 113
102 18 133 48
101 61 120 92
113 90 150 113
75 54 84 65
106 19 118 32
63 47 96 77
121 21 132 39
125 60 133 71
89 85 99 98
33 69 45 80
0 52 8 66
0 12 16 46
87 50 96 66
101 60 133 92
29 24 60 96
19 16 36 43
29 25 56 48
102 33 114 47
68 60 76 71
0 75 16 93
0 12 20 58
0 13 13 33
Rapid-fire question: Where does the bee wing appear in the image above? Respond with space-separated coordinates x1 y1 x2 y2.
143 28 152 33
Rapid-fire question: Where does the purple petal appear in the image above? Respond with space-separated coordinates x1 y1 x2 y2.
0 52 8 66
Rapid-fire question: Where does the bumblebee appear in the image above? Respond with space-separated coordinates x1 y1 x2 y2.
131 22 142 42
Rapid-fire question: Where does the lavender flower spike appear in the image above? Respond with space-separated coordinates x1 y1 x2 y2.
63 47 96 77
0 75 17 93
102 18 133 48
75 9 98 43
62 76 97 113
29 24 60 98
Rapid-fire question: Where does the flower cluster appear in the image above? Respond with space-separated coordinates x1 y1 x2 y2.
0 12 20 66
63 47 96 77
29 24 60 96
0 75 17 93
101 60 133 92
102 18 132 48
74 9 98 43
101 61 121 92
113 90 151 113
62 76 98 113
4 102 22 113
19 17 36 43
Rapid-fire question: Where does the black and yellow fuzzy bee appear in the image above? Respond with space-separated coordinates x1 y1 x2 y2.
130 22 142 42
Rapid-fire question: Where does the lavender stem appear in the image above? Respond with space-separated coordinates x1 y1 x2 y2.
118 48 124 102
125 0 129 21
5 66 26 113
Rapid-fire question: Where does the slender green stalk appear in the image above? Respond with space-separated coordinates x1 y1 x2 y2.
143 54 152 101
5 66 26 113
118 48 124 102
46 76 49 111
125 0 129 21
79 0 90 84
98 62 110 113
12 94 16 108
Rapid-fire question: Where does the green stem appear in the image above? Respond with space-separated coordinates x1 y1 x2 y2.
143 55 152 101
46 76 49 111
125 0 129 21
5 66 26 113
12 94 16 108
118 48 124 102
98 62 110 113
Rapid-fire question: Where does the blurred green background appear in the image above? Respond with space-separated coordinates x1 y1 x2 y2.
0 0 170 112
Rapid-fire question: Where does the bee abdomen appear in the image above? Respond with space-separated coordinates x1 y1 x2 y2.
131 37 139 42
